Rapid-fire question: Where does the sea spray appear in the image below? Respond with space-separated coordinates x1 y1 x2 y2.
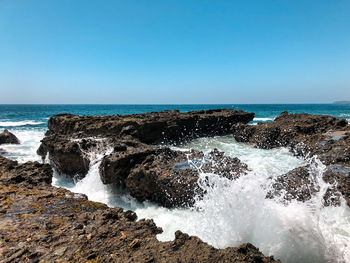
52 135 350 263
0 129 45 163
189 156 350 263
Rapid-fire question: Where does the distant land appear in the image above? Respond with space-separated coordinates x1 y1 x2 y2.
333 101 350 104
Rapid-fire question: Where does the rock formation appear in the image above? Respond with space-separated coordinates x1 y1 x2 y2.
232 111 350 206
100 146 248 207
0 129 20 145
44 109 254 143
0 156 279 263
38 109 254 207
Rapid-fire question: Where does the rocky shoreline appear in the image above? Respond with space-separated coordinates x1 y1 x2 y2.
0 156 278 262
1 108 349 262
37 109 254 207
231 111 350 206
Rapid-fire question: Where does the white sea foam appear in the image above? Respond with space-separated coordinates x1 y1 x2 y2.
0 120 45 127
52 135 350 263
0 129 45 163
253 117 275 122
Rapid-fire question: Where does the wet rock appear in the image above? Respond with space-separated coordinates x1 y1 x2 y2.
233 111 350 206
0 156 52 186
0 156 279 263
37 135 90 178
38 110 253 198
101 146 248 207
323 165 350 206
267 165 320 203
45 109 254 143
0 129 20 145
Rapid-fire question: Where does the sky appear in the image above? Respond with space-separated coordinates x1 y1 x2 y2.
0 0 349 104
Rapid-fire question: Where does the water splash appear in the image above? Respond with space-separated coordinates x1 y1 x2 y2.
0 129 45 163
52 135 350 263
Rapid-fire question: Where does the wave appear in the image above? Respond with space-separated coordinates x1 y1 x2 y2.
253 117 275 122
0 120 45 127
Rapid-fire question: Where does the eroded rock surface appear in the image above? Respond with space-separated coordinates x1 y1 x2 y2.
45 109 254 143
38 109 253 207
0 129 20 145
232 111 350 206
0 156 279 263
101 147 248 207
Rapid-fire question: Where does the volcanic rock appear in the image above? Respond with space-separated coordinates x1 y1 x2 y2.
0 156 279 262
232 111 350 206
100 147 248 207
37 109 254 189
45 109 254 143
37 135 90 178
0 129 20 145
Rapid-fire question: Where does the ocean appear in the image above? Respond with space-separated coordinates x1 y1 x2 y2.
1 104 350 263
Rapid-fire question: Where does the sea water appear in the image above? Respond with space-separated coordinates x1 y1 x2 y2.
1 104 350 262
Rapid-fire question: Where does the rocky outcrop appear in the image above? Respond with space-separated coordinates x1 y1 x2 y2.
0 129 20 145
0 156 52 186
37 109 253 207
45 109 254 143
37 135 89 178
0 156 279 262
231 111 348 151
232 111 350 206
100 147 248 207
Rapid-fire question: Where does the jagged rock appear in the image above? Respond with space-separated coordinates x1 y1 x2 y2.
45 109 254 143
266 165 321 202
101 147 248 207
37 135 90 178
0 156 279 263
0 129 20 145
38 109 253 182
233 111 350 206
0 156 52 186
323 165 350 206
267 164 348 206
231 111 348 151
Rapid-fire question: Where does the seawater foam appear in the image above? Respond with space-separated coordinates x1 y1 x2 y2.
53 135 350 263
0 120 45 127
253 117 275 122
0 129 45 163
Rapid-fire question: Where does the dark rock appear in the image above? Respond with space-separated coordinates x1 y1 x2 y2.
233 111 350 206
266 165 320 203
38 109 253 190
45 109 254 144
0 156 279 263
0 129 20 145
0 156 52 186
37 135 90 178
100 146 248 207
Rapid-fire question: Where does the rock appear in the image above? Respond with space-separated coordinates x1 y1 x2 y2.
0 156 279 263
38 109 253 185
45 109 254 143
233 111 350 206
0 156 52 186
266 165 320 203
100 146 248 207
0 129 20 145
232 111 348 150
37 135 90 178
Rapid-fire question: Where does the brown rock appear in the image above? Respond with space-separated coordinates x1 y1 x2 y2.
100 146 248 207
0 156 279 263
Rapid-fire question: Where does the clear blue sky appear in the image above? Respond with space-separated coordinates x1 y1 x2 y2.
0 0 349 104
